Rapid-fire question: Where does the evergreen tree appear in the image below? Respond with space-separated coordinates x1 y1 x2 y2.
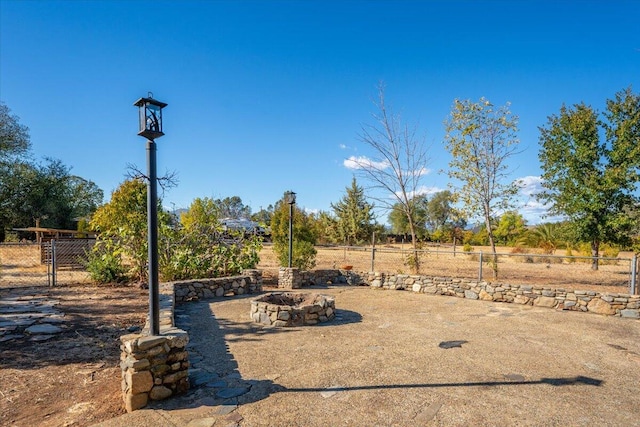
331 177 375 245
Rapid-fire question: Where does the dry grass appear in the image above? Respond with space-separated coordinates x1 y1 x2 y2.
257 244 635 294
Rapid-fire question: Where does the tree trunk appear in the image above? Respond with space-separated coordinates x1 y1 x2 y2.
591 240 599 271
407 218 420 274
484 213 498 279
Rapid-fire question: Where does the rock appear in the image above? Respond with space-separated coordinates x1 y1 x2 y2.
620 309 640 319
137 336 166 351
414 402 443 424
149 385 173 400
124 392 148 412
478 290 493 301
587 298 616 315
534 296 556 308
464 290 478 300
25 323 62 334
185 418 217 427
127 370 153 394
513 295 529 305
320 385 344 398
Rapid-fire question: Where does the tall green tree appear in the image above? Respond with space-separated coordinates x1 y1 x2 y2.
493 211 527 246
251 204 274 227
0 103 103 239
0 103 31 161
91 179 168 281
424 190 466 236
214 196 251 219
270 192 317 269
388 195 428 239
331 177 375 245
444 98 520 277
538 88 640 269
1 158 101 231
308 210 340 245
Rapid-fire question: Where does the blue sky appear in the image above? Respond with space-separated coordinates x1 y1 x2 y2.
1 0 639 225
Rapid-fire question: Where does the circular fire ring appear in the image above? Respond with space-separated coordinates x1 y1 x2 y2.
250 292 335 327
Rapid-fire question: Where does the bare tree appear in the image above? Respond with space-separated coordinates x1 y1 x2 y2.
348 84 430 272
125 163 179 195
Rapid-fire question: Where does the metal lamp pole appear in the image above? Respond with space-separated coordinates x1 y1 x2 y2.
134 94 167 336
286 191 296 268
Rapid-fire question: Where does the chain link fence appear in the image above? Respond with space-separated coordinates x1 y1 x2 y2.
0 240 94 288
310 245 639 294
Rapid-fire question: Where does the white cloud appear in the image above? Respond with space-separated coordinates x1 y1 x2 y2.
339 144 347 150
514 175 565 224
414 167 431 176
343 155 390 170
515 175 544 197
395 185 443 200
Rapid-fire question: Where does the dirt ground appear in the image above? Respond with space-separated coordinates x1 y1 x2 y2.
0 284 148 427
119 286 640 426
0 243 638 427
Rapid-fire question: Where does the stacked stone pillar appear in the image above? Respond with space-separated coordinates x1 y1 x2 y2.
120 330 190 412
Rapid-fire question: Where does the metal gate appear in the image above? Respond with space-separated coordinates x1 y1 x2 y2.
0 239 94 287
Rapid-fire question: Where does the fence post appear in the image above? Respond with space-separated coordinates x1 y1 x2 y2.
478 251 483 282
45 242 51 286
631 254 638 295
51 239 57 287
371 231 376 272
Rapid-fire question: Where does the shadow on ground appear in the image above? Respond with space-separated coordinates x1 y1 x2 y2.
156 298 602 416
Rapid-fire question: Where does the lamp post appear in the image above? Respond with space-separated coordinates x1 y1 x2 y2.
285 191 296 268
134 93 167 336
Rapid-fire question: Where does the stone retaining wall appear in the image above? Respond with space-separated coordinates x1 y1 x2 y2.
119 269 263 412
276 268 639 318
173 269 262 302
366 272 640 318
277 267 363 288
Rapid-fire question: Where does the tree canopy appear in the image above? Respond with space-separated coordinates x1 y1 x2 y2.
444 97 520 276
331 177 375 245
0 102 31 161
538 87 640 269
0 103 103 240
270 192 317 269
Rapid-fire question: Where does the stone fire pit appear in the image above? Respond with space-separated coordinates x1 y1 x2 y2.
250 292 335 327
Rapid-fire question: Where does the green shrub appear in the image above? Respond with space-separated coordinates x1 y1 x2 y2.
276 240 317 270
85 244 128 284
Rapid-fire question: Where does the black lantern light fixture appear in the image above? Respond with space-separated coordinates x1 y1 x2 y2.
135 95 167 140
134 92 167 336
285 191 296 268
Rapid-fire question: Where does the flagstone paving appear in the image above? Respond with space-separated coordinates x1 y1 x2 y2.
0 290 66 342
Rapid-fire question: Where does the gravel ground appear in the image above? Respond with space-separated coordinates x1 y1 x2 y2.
157 286 640 427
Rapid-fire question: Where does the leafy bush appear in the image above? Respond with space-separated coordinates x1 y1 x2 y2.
276 240 317 270
576 242 620 265
85 243 128 284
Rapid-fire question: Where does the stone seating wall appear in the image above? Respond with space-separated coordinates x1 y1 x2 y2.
119 269 262 412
